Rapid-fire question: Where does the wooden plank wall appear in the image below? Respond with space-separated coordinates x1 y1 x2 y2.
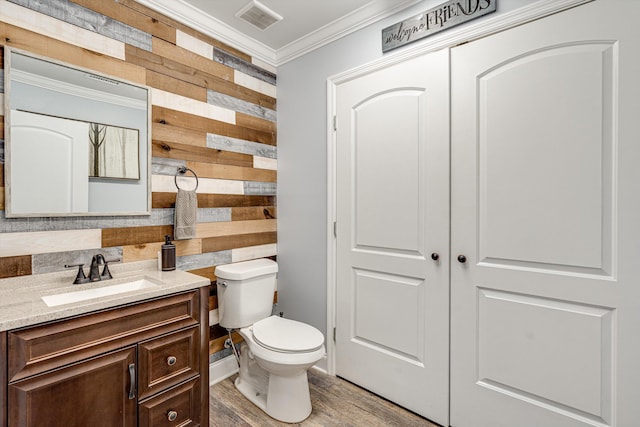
0 0 277 359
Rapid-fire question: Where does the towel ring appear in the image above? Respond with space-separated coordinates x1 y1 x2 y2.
175 166 199 191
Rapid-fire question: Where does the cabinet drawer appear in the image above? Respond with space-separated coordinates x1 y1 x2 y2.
138 326 200 400
9 291 199 382
138 377 201 427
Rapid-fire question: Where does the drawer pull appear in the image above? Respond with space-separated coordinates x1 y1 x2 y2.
128 363 136 399
167 356 177 366
167 410 178 422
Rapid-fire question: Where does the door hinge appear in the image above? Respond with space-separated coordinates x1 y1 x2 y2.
333 115 337 131
333 221 337 238
333 327 336 342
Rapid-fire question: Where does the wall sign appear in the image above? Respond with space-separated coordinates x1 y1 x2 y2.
382 0 497 52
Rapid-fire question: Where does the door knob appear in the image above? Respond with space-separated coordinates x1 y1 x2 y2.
430 253 439 261
457 255 467 263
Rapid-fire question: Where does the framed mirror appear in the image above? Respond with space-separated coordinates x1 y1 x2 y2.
3 48 151 217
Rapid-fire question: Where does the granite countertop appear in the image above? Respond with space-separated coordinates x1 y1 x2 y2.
0 260 210 331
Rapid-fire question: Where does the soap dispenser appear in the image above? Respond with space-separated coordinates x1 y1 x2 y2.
161 235 176 271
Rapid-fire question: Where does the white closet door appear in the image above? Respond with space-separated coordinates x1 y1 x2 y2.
451 1 640 426
335 49 450 425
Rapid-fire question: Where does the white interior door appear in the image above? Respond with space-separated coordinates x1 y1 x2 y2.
335 49 450 425
450 1 640 426
10 110 89 214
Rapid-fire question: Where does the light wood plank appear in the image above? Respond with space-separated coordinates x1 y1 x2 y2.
152 139 254 168
154 106 275 146
122 238 202 262
151 88 235 124
146 69 207 103
197 219 276 239
152 174 244 195
0 229 102 257
234 70 277 98
236 112 276 134
176 29 212 59
1 1 126 58
231 244 277 263
152 37 232 82
201 231 276 253
0 23 146 85
253 156 277 170
151 122 206 147
186 160 276 183
102 225 174 248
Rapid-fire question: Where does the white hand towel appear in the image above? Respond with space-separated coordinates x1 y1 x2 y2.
174 188 197 240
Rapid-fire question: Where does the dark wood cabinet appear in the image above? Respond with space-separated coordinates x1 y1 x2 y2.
2 288 209 427
8 347 137 427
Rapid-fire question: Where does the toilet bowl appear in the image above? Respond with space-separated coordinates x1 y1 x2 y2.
235 315 325 423
215 259 326 423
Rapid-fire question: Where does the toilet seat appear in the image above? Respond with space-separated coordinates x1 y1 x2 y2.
252 316 324 353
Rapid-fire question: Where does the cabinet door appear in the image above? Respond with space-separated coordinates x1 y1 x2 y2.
8 347 136 427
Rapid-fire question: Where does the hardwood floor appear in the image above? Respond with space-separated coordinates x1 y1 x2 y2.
209 369 441 426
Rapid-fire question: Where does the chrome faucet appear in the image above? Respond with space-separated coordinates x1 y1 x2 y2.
65 254 120 284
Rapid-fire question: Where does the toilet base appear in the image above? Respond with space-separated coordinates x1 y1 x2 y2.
235 344 312 423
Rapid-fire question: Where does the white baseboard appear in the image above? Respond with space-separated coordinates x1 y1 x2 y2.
209 355 239 386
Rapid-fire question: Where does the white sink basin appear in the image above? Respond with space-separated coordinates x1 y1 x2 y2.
41 279 159 307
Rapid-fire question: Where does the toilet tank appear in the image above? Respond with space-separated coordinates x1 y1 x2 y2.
216 258 278 329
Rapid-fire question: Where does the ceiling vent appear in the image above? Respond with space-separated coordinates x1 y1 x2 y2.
235 0 283 30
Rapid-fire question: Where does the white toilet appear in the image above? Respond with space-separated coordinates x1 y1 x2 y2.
216 258 326 423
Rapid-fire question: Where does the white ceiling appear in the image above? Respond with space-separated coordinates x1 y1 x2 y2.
136 0 422 67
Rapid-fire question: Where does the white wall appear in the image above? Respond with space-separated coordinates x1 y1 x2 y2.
276 0 533 337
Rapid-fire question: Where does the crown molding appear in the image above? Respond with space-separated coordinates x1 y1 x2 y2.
136 0 422 68
275 0 422 65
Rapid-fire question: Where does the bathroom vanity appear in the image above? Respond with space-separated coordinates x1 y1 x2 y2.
0 261 210 427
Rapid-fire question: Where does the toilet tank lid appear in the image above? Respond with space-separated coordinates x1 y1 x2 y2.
215 258 278 280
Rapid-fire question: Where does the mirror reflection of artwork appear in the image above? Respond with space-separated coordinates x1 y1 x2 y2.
88 123 140 180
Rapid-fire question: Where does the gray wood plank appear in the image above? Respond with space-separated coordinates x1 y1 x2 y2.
8 0 152 51
207 90 276 122
213 48 276 86
176 250 232 271
244 182 276 195
207 134 277 159
32 247 123 274
0 208 231 233
152 157 186 175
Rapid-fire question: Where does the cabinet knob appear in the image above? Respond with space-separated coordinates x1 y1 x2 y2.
167 410 178 422
167 356 177 366
457 255 467 263
430 253 439 261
